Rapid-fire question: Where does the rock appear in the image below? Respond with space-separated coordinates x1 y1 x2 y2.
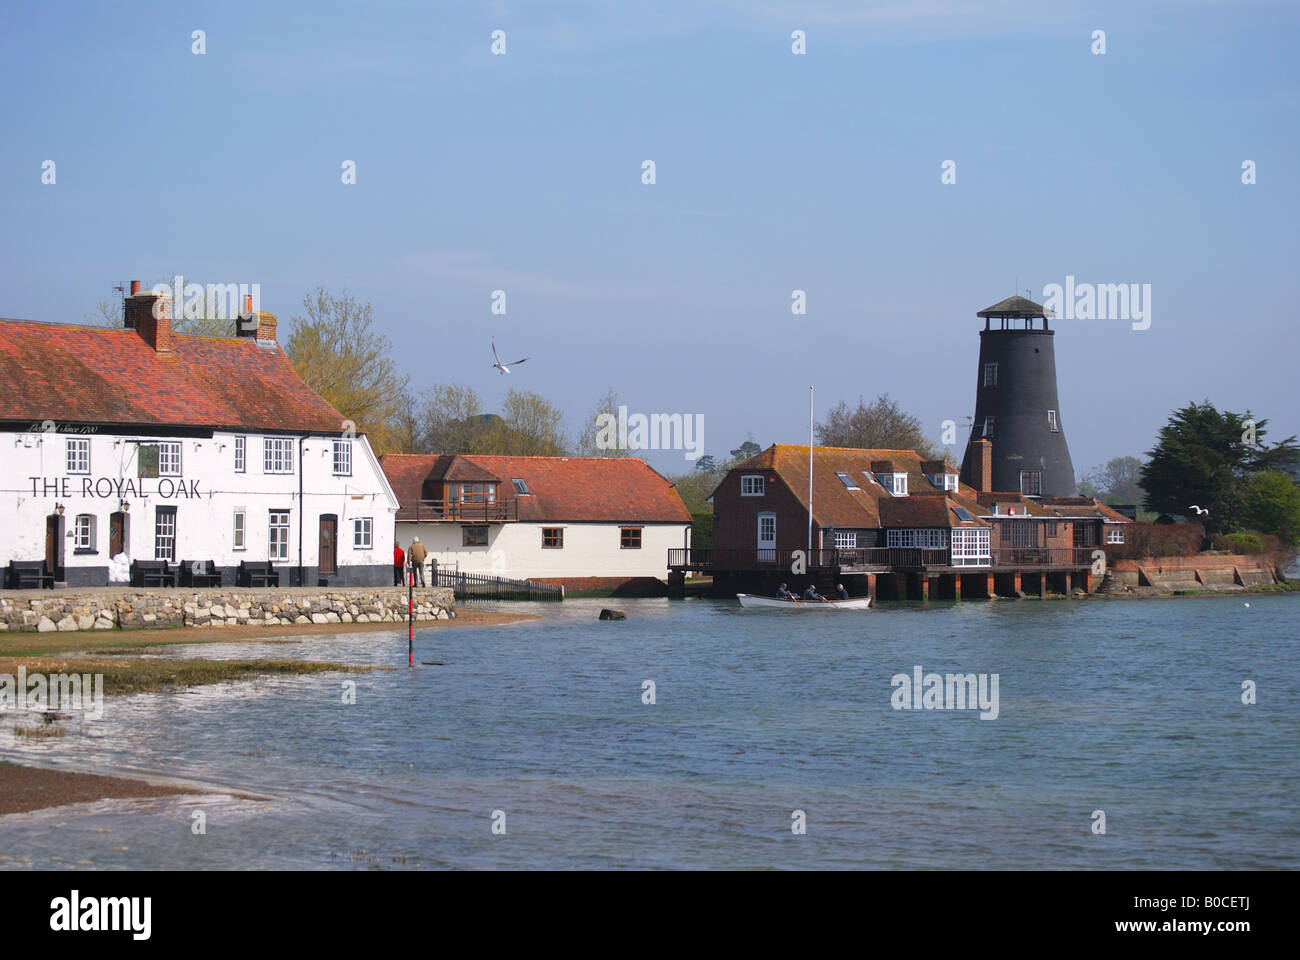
341 612 352 623
37 617 57 632
77 614 96 630
355 613 369 623
56 616 78 631
295 615 311 624
226 618 239 626
599 608 627 621
94 618 114 630
142 613 157 623
324 612 341 623
311 613 329 624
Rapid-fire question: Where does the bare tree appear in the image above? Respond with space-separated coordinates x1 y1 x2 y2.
576 389 631 457
816 393 935 457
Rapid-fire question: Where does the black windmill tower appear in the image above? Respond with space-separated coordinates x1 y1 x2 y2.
959 294 1077 497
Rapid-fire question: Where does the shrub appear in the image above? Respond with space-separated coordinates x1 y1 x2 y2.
1105 522 1202 560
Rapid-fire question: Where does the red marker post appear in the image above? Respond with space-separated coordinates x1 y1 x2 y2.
408 565 414 667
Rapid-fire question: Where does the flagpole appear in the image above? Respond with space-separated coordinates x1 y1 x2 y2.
808 385 814 557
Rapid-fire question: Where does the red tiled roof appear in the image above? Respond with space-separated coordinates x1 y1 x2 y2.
728 445 973 529
879 492 990 528
0 319 347 433
381 454 692 524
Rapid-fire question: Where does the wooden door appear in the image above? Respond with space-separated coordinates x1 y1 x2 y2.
319 515 337 575
109 511 126 557
45 515 59 577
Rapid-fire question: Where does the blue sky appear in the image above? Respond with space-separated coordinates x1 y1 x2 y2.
2 0 1297 476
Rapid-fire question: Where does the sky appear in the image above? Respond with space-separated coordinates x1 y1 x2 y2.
1 0 1297 477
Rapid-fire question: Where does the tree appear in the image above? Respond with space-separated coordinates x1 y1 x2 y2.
694 455 718 473
576 389 631 457
1080 456 1146 506
410 383 487 454
816 393 935 457
1140 401 1299 535
284 288 409 455
472 389 568 456
1242 470 1300 547
730 439 761 462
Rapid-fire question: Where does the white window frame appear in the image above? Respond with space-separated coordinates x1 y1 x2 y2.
333 440 352 477
234 435 246 473
983 362 998 387
73 514 95 551
741 475 765 496
893 473 908 496
887 529 947 549
353 517 373 549
951 527 991 567
1107 527 1125 544
154 507 176 562
269 510 290 561
834 531 857 549
264 437 295 475
66 437 90 474
233 509 246 550
1048 409 1059 433
158 441 182 477
941 473 958 491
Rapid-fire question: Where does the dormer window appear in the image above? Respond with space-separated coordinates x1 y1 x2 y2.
741 475 765 496
836 472 860 490
450 482 497 502
876 472 907 496
928 472 958 491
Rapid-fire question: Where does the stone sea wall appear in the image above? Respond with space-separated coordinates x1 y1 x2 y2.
0 587 455 632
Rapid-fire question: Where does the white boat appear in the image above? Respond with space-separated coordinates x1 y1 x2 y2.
736 593 871 610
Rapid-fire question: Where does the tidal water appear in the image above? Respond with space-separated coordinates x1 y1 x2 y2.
2 594 1297 870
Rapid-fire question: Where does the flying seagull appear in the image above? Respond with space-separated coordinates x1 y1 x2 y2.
1188 505 1209 516
491 337 529 375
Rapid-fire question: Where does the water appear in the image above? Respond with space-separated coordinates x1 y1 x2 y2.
2 594 1297 869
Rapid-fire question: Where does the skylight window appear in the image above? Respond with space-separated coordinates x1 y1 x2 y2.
836 472 860 490
511 478 530 495
952 507 975 523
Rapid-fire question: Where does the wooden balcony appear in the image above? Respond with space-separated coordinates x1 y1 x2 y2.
396 499 519 523
669 545 1096 573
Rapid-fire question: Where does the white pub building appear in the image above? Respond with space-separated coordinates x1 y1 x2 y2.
0 284 397 588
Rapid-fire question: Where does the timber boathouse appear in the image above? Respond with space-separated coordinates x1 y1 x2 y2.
668 295 1132 601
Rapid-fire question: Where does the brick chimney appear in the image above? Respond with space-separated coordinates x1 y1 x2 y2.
125 286 175 356
968 438 993 493
237 293 278 341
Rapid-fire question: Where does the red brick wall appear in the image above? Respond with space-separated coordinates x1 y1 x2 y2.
712 470 816 553
530 575 667 595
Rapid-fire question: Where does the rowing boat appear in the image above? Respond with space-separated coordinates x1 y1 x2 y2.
735 593 871 610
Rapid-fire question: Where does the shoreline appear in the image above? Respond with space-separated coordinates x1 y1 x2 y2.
0 760 209 817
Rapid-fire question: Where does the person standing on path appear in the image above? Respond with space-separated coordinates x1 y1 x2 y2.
393 540 405 586
407 537 428 587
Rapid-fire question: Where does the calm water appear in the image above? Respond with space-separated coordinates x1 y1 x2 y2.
2 594 1298 869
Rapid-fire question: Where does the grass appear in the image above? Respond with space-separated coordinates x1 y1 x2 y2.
0 655 375 697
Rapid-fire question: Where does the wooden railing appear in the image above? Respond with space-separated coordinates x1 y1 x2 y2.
397 499 519 522
431 567 563 601
669 545 1096 571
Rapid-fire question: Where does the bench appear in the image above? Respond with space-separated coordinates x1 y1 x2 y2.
180 559 223 587
238 561 280 588
7 560 55 589
131 560 176 588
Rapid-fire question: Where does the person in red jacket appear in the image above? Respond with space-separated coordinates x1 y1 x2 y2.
393 540 405 586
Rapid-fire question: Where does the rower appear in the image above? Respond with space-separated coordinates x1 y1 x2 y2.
803 584 828 602
836 583 849 601
776 582 793 600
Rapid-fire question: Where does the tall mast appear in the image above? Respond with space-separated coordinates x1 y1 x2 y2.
808 385 814 556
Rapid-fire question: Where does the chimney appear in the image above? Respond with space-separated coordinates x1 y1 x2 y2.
127 288 175 356
237 297 278 342
968 438 993 493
